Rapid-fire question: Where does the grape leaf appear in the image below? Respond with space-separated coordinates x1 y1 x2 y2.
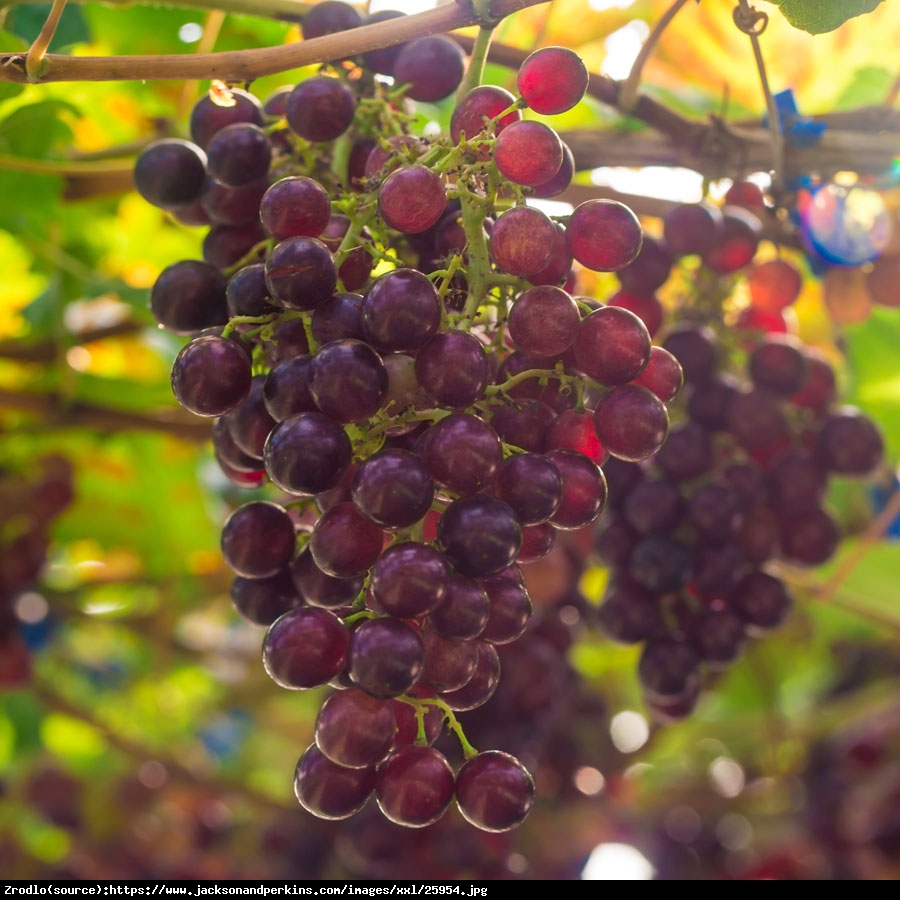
8 3 91 50
765 0 885 34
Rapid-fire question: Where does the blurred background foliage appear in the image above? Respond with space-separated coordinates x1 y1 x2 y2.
1 0 900 880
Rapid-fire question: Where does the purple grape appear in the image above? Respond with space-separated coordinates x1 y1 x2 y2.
728 570 792 634
294 743 375 820
393 35 466 102
308 339 388 423
415 331 490 408
567 200 642 271
260 176 331 241
574 306 651 385
265 237 337 310
418 629 478 692
362 269 441 353
223 375 275 460
151 260 228 335
348 617 424 699
311 292 365 345
290 546 363 610
638 638 701 702
206 123 271 188
489 206 556 277
437 496 522 578
455 751 534 833
378 165 447 235
438 640 501 711
286 76 356 142
479 575 532 645
264 412 352 496
370 543 449 619
351 450 435 530
315 688 397 769
545 449 608 530
310 503 385 578
225 263 271 318
221 500 296 578
508 285 580 357
263 607 349 688
597 578 662 644
426 575 490 641
134 139 207 209
376 745 455 828
420 414 502 496
190 87 264 149
230 569 301 627
263 356 317 422
492 452 563 525
593 384 669 462
171 334 252 418
816 408 884 475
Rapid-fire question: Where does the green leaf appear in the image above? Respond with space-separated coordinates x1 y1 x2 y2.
833 66 895 109
765 0 885 34
0 99 79 159
0 30 27 103
9 3 91 51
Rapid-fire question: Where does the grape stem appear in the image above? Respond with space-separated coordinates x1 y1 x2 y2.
456 24 496 104
395 695 480 758
0 0 552 83
24 0 68 80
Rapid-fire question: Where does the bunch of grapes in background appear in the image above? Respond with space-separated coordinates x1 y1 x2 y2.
133 5 687 832
0 454 74 689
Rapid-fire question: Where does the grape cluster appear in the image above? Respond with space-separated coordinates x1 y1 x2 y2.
0 455 73 690
594 320 885 720
135 10 681 831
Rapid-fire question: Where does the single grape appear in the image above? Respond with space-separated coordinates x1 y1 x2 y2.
437 496 522 579
378 165 447 235
260 176 331 241
393 35 466 102
263 607 349 689
315 688 397 769
592 384 669 462
493 120 563 188
171 335 252 418
567 200 643 272
508 285 580 357
134 139 207 209
221 500 296 578
455 751 534 833
151 260 228 335
286 76 356 142
294 744 375 821
376 745 455 828
348 617 424 699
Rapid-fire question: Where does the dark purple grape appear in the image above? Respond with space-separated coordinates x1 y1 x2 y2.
221 500 296 578
606 288 663 338
653 422 715 482
525 220 573 285
702 206 761 274
780 507 840 566
623 479 683 535
437 496 522 579
492 452 562 525
316 688 396 769
308 339 388 423
451 85 521 150
415 331 489 408
286 76 356 142
370 543 449 619
638 638 701 702
737 504 781 563
438 641 501 711
574 306 651 385
545 449 607 530
479 575 532 645
418 630 478 693
378 165 447 235
230 569 301 627
426 575 490 641
351 450 435 530
260 176 331 241
265 237 336 310
592 515 639 568
420 414 502 496
206 123 271 188
628 535 692 594
686 373 741 428
376 745 455 828
685 609 747 668
301 0 362 38
222 375 275 460
310 503 385 579
662 323 720 384
455 751 534 833
597 578 662 644
630 346 683 403
567 200 642 272
361 11 408 74
593 384 668 462
687 482 744 540
312 292 364 345
213 416 262 474
203 222 266 270
508 285 580 357
766 450 826 516
134 139 207 209
225 263 271 318
490 401 555 453
263 607 349 688
151 260 228 335
264 412 351 496
171 334 252 418
816 408 884 475
663 202 722 257
190 87 264 149
348 617 424 699
294 743 375 820
393 35 465 102
290 545 363 610
728 571 792 634
749 336 808 395
489 206 556 277
727 388 790 452
362 268 441 353
690 541 746 599
616 236 672 296
263 356 317 422
202 175 268 226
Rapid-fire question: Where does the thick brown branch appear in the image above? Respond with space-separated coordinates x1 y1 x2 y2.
0 387 212 442
0 0 549 83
